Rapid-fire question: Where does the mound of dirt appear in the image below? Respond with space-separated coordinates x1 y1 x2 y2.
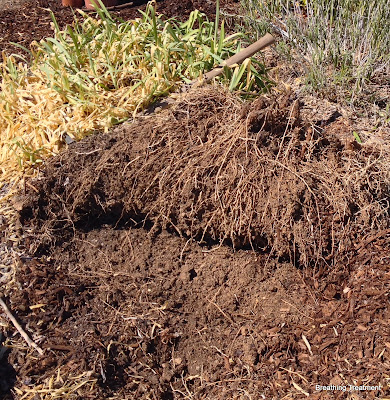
3 86 390 399
19 86 390 267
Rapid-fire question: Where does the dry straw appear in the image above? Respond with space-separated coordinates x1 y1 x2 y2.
13 370 97 399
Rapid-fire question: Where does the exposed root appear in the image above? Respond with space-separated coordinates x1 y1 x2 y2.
19 85 390 267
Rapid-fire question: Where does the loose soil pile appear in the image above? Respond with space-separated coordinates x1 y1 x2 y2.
19 86 390 266
2 86 389 399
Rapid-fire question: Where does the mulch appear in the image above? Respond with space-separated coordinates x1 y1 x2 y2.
6 224 389 399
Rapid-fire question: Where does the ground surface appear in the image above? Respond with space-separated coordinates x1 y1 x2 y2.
7 223 390 399
1 1 390 400
1 86 389 399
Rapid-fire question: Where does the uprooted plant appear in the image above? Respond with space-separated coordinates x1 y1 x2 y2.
20 86 390 267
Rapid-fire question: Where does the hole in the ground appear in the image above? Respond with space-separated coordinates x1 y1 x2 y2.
0 339 16 397
189 268 197 280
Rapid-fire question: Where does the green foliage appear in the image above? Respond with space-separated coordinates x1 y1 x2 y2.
30 0 270 104
241 0 390 101
352 131 362 144
9 138 44 169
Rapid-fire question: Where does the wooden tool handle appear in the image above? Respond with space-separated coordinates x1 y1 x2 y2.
201 33 276 82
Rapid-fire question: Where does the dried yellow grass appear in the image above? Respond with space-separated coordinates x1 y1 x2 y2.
13 370 97 400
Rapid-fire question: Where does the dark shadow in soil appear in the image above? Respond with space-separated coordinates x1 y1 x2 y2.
0 343 16 400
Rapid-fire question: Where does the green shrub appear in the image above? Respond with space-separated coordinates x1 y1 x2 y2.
241 0 390 101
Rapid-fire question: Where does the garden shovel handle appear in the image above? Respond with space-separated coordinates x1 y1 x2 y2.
197 33 276 83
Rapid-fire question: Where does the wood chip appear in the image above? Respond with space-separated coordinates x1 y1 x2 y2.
292 381 309 397
302 334 313 356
